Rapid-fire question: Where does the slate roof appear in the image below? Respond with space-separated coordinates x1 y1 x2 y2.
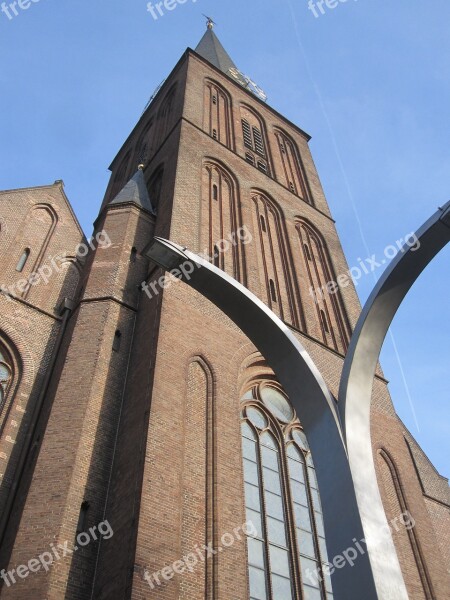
110 169 156 215
195 28 238 76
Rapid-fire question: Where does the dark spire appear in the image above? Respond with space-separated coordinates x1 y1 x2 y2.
110 167 156 215
195 22 238 77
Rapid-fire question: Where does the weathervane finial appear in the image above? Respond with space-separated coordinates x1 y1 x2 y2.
203 14 216 30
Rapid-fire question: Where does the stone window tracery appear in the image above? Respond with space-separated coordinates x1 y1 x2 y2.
0 344 13 413
241 381 334 600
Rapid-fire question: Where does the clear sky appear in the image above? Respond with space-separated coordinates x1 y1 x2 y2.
1 0 449 476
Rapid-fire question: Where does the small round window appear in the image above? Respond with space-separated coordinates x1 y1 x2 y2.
260 385 294 423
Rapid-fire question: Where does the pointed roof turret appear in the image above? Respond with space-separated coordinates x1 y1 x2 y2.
195 20 238 77
110 167 156 215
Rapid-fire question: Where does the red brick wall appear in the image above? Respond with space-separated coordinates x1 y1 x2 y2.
1 47 448 600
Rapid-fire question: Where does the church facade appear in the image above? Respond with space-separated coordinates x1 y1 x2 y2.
0 26 448 599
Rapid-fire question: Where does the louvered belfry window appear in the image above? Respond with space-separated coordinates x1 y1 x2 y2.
241 119 266 158
242 119 254 149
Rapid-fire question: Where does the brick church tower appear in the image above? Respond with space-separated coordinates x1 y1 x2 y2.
0 23 449 600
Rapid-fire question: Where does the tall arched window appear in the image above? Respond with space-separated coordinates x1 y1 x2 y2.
0 344 13 412
8 204 58 301
204 80 233 149
241 382 334 600
295 220 350 354
112 150 132 199
135 118 154 167
202 161 246 283
148 166 164 214
155 84 177 148
377 449 434 599
252 192 301 328
275 130 312 204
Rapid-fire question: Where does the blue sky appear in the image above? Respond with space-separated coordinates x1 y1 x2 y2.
1 0 449 476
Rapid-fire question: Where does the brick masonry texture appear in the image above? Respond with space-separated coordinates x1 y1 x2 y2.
0 43 448 600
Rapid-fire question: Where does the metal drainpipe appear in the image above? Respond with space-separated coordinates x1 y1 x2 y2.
0 298 74 550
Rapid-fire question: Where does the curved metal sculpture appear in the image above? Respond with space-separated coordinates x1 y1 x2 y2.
145 201 449 599
338 200 450 598
145 238 378 599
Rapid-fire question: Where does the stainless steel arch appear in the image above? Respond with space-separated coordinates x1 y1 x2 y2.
145 238 378 600
146 202 449 598
338 200 450 600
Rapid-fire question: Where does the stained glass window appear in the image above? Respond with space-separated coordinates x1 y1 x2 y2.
241 382 334 600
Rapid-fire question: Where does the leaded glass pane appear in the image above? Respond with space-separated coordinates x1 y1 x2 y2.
262 467 282 494
271 573 293 600
315 512 325 537
303 585 322 600
291 480 308 506
301 557 321 588
297 528 316 558
245 483 261 511
249 566 267 600
248 537 265 569
267 516 286 546
318 536 329 561
288 458 305 483
242 436 258 462
260 431 277 449
241 389 255 401
242 422 257 441
246 509 263 538
294 503 311 531
260 385 294 423
287 442 304 462
324 568 333 592
287 443 301 460
269 545 290 577
247 407 267 430
265 491 284 520
308 465 318 489
0 363 10 382
260 446 279 471
244 459 259 486
292 429 309 451
311 487 321 510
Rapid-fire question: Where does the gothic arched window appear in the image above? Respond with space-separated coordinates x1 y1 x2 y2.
377 449 434 598
135 118 154 167
202 161 246 283
204 80 233 149
155 84 177 147
252 192 300 328
112 150 132 198
0 344 13 412
148 166 164 213
241 382 334 600
275 130 312 204
296 220 350 354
